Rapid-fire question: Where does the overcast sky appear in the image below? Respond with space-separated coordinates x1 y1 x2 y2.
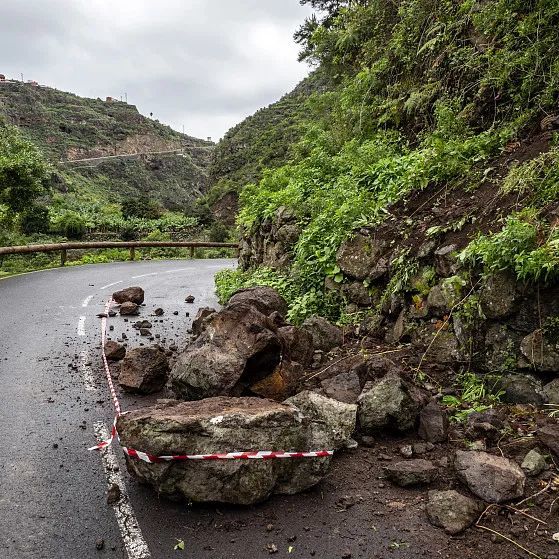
0 0 314 141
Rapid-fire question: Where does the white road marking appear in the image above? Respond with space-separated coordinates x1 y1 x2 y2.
131 273 158 279
79 350 96 392
77 316 86 336
100 280 123 290
94 422 152 559
82 295 94 308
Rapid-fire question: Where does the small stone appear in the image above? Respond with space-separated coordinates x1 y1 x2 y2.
521 449 547 477
95 539 104 550
266 543 278 554
154 308 164 316
139 328 151 336
266 523 274 532
120 302 139 316
106 483 121 505
173 311 179 316
426 490 483 535
400 445 413 458
418 401 449 443
185 295 195 303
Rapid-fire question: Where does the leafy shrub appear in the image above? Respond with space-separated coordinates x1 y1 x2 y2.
208 222 230 243
53 211 87 239
20 204 50 234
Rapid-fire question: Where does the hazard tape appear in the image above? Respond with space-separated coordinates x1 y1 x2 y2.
90 298 334 462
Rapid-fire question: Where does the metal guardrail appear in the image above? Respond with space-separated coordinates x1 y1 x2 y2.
0 241 239 266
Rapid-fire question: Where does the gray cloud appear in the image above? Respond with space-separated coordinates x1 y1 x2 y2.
0 0 313 140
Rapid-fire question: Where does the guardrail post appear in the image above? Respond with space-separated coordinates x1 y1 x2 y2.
190 246 194 259
129 246 136 261
60 249 67 267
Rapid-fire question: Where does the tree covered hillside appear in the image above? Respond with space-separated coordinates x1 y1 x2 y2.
217 0 559 323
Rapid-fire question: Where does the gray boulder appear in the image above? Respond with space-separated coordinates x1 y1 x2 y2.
499 374 544 406
117 397 338 505
520 330 559 372
384 459 438 487
479 273 519 319
336 233 385 281
426 490 483 535
113 286 145 305
357 373 427 434
229 286 288 317
418 401 449 443
454 450 526 503
285 390 357 449
119 346 170 394
302 316 343 352
321 371 362 404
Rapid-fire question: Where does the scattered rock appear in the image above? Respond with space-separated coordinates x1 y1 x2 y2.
185 295 195 303
104 341 126 361
321 371 362 404
154 308 164 316
384 459 438 487
133 320 153 330
454 450 526 503
434 245 458 277
285 390 357 449
117 397 338 505
479 273 520 319
119 302 140 316
357 373 427 434
112 286 145 305
229 286 288 317
521 449 547 477
537 424 559 458
418 400 449 443
106 483 121 505
426 490 483 535
139 328 151 337
301 316 343 352
95 539 105 551
119 346 170 394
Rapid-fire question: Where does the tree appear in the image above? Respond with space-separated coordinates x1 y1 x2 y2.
0 125 50 214
121 196 162 219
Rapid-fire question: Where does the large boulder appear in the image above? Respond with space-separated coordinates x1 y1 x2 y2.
336 233 386 281
113 286 145 305
301 316 343 353
426 490 483 535
278 325 314 367
285 391 357 449
118 346 170 394
479 273 519 319
228 286 288 317
117 397 339 505
499 374 544 406
170 303 285 400
357 373 427 434
519 330 559 372
191 307 217 338
454 450 526 503
321 371 362 404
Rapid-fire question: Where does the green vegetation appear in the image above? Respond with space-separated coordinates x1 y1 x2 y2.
223 0 559 321
441 372 504 422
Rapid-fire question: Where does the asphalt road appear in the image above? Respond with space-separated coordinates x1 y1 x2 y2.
0 259 235 559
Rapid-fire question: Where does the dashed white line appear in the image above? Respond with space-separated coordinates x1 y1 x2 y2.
77 316 86 336
82 295 94 308
131 273 158 279
79 350 96 391
100 280 123 290
94 422 152 559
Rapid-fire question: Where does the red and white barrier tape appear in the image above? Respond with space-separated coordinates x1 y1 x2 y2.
90 298 334 462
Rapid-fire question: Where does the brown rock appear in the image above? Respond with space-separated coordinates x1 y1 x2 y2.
119 346 170 394
113 286 144 305
384 459 438 486
229 286 288 317
418 401 449 443
120 302 140 316
104 341 126 361
426 490 482 535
